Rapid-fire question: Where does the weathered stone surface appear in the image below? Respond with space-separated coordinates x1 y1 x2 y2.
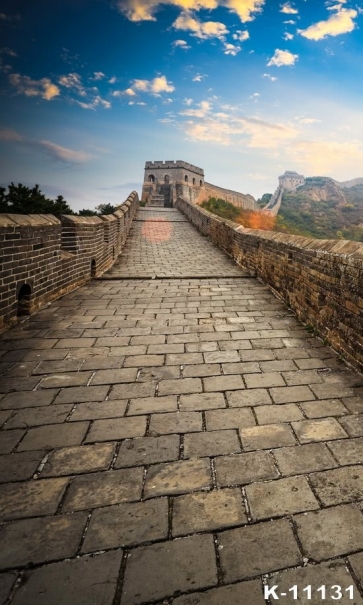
0 512 87 569
173 488 246 536
295 504 363 561
270 386 314 404
4 404 73 429
219 519 301 582
53 386 108 404
246 476 319 520
122 535 217 605
184 429 241 458
0 450 45 483
180 392 225 411
82 499 168 552
203 375 245 392
18 422 89 451
255 403 304 424
172 580 266 605
241 423 296 450
115 435 180 467
299 398 348 418
309 466 363 505
85 416 146 443
11 551 122 605
0 429 25 454
328 438 363 465
158 378 202 396
292 418 347 444
215 451 278 486
227 388 271 407
149 411 203 435
0 390 59 410
127 395 177 415
273 443 336 476
62 468 143 511
42 443 115 476
205 408 255 430
144 459 211 498
0 478 68 521
0 573 17 605
70 400 127 421
339 414 363 437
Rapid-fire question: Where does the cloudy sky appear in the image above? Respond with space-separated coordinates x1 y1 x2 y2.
1 0 363 210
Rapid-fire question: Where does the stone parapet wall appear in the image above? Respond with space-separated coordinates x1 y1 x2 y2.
0 191 139 331
199 182 257 210
175 196 363 372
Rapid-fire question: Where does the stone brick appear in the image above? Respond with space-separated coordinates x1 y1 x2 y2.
0 450 45 483
299 398 349 418
246 476 318 520
173 488 246 536
115 435 180 467
5 404 73 429
0 512 87 569
0 573 17 605
18 422 89 451
166 353 203 365
62 467 143 511
184 429 241 458
244 372 285 389
282 370 323 386
149 411 202 435
128 395 177 415
292 418 348 444
240 349 276 361
343 397 363 413
109 381 156 399
0 429 25 454
295 504 363 561
180 392 225 411
273 443 337 476
53 386 108 404
241 423 296 450
328 438 363 465
0 477 68 521
82 498 168 552
222 362 261 374
172 580 266 605
339 414 363 437
259 360 297 372
218 519 301 582
90 368 138 384
204 351 240 363
85 416 146 443
137 365 180 381
309 466 363 506
215 451 278 486
205 408 255 430
254 403 304 424
270 386 314 404
227 388 271 407
121 535 217 605
311 384 355 399
38 372 92 389
0 390 58 410
203 375 245 392
158 378 202 396
42 443 115 476
124 354 165 367
144 458 211 498
11 551 122 605
70 400 127 421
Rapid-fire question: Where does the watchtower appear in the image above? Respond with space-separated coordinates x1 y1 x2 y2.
142 160 205 207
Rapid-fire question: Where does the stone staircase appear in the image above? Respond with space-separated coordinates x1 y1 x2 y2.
147 192 165 207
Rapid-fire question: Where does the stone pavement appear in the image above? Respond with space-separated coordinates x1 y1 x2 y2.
1 207 363 604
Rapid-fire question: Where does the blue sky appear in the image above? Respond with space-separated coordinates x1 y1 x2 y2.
1 0 363 210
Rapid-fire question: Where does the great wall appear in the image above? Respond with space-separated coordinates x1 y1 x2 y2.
1 161 363 605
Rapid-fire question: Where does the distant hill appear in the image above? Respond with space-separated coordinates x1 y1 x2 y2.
274 176 363 241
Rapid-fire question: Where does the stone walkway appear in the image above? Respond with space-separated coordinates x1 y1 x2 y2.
1 208 363 604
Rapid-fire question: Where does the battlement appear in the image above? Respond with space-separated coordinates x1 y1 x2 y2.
145 160 204 176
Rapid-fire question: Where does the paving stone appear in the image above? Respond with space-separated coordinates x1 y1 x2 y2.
244 372 285 389
0 429 25 454
18 422 89 451
109 381 156 399
215 451 278 486
282 370 323 386
226 388 271 407
0 450 45 483
328 438 363 465
42 443 115 476
299 398 349 418
339 414 363 437
70 400 127 421
0 574 17 605
0 512 88 569
343 397 363 413
295 504 363 561
149 411 203 435
115 435 180 467
0 411 10 428
219 340 252 350
90 368 138 384
158 378 202 396
260 359 297 372
222 361 261 374
144 458 211 498
173 488 246 536
11 551 122 605
148 343 184 354
82 498 168 552
166 353 203 365
0 390 59 410
128 395 177 415
5 404 73 429
270 386 314 403
183 364 221 377
204 351 240 363
218 519 301 582
85 416 146 443
53 386 109 404
173 580 266 605
122 534 217 605
184 429 241 458
0 477 68 521
62 467 143 511
310 384 355 399
255 403 304 424
124 354 165 367
240 349 276 361
203 375 245 392
80 357 125 370
205 408 255 430
309 466 363 505
246 476 319 520
349 552 363 592
38 372 93 389
241 423 296 450
269 560 363 605
273 443 337 476
292 418 348 444
180 392 225 411
137 365 180 381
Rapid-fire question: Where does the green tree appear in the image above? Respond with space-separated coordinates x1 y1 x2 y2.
79 208 98 216
95 203 117 215
0 183 74 217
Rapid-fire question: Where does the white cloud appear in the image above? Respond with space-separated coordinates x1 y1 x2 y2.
283 19 295 24
0 128 23 141
180 100 211 117
0 47 17 57
173 11 228 39
263 73 278 81
224 42 241 55
232 29 249 41
283 32 294 40
125 88 137 96
92 71 106 80
132 75 175 95
109 76 117 84
77 96 111 110
39 140 93 163
280 2 298 14
183 97 193 105
9 74 60 100
224 0 265 22
267 48 298 67
118 0 264 23
59 72 86 96
192 73 207 81
0 58 12 73
172 39 191 49
299 6 357 40
250 92 260 99
294 116 321 124
290 139 363 175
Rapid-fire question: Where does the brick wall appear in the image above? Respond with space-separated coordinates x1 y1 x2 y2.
175 197 363 372
0 191 139 331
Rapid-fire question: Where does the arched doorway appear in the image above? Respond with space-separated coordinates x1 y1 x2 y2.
149 175 155 183
185 175 188 183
